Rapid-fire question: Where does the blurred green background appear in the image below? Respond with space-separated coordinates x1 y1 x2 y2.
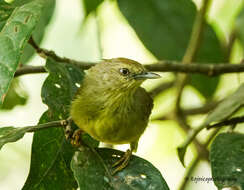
0 0 244 189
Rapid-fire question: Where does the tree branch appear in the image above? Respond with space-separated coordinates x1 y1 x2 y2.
145 61 244 76
14 61 244 78
13 36 242 78
28 36 96 69
207 116 244 129
14 65 47 77
25 120 67 132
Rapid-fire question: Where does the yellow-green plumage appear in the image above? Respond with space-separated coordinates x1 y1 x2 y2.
70 58 159 152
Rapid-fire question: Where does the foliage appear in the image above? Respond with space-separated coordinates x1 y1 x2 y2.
0 0 244 190
210 133 244 189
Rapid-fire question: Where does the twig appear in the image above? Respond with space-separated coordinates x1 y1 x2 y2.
26 120 67 132
173 0 210 174
16 36 243 78
28 36 96 69
14 61 244 78
175 0 210 111
145 61 244 76
14 65 47 77
207 116 244 129
178 128 220 190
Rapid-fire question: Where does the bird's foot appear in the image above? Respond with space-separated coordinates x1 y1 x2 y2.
112 149 132 175
70 129 83 147
64 117 73 140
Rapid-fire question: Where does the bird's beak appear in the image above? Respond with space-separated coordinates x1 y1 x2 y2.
133 72 161 80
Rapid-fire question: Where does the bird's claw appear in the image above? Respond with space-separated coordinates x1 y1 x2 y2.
112 149 132 175
64 117 73 140
70 129 83 147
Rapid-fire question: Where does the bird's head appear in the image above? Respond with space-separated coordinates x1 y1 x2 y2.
87 58 160 90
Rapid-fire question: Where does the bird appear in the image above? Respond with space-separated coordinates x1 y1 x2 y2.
70 57 160 174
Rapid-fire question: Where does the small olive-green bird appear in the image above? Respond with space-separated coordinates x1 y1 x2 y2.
70 58 160 173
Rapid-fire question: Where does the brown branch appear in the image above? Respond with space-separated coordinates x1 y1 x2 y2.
207 116 244 129
13 36 242 78
145 61 244 76
14 65 47 77
28 36 96 69
14 61 244 78
26 120 67 132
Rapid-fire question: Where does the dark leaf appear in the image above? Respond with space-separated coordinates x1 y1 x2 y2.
191 26 225 98
41 58 85 115
22 58 88 189
83 0 103 17
0 0 45 105
22 111 78 190
71 147 170 190
203 83 244 126
210 133 244 189
1 78 28 110
0 126 32 150
118 0 224 98
177 146 186 167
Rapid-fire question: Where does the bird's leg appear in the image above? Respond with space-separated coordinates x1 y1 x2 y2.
71 129 84 147
111 141 138 175
64 116 73 140
63 117 83 147
112 149 132 175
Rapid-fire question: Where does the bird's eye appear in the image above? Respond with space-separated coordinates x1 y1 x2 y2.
119 68 130 76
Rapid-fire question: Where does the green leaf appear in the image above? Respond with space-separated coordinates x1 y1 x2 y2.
20 0 56 64
0 1 14 31
204 83 244 126
118 0 224 98
0 0 45 106
0 0 34 31
0 126 32 150
236 6 244 47
22 58 87 190
71 147 170 190
83 0 103 17
1 78 28 110
210 133 244 189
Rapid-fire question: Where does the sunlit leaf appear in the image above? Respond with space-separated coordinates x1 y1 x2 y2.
236 6 244 48
1 78 28 110
0 0 45 105
0 126 32 150
20 0 56 64
204 83 244 126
